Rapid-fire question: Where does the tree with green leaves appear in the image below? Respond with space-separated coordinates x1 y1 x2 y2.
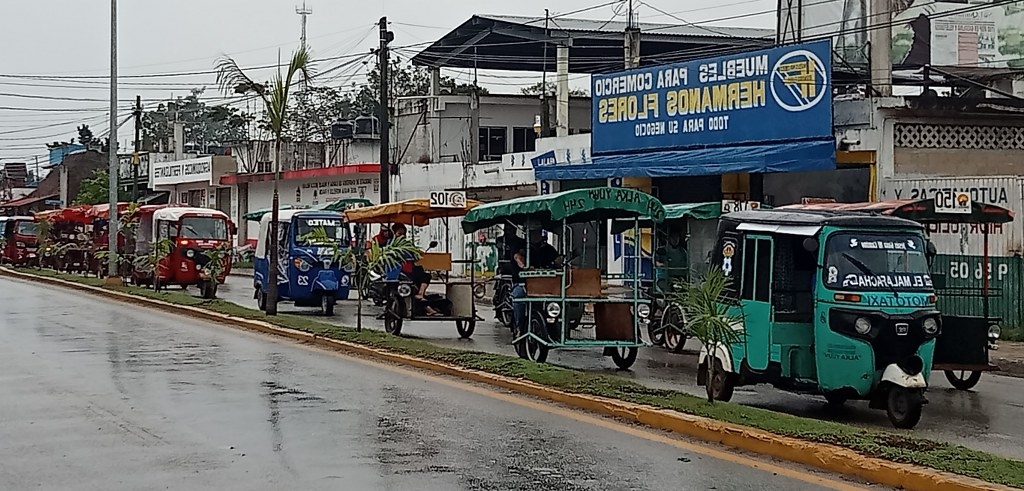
74 169 131 205
142 88 253 153
520 81 588 97
217 46 314 315
347 60 485 116
674 267 745 403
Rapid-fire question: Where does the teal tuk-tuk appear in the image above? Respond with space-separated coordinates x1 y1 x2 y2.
703 209 940 429
783 198 1014 391
462 187 666 369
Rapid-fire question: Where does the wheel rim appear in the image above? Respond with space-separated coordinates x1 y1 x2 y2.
663 305 685 349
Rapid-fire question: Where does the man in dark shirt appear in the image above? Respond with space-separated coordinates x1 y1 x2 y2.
497 224 525 276
527 228 561 269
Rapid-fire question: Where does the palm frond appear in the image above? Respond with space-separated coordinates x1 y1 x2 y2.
368 236 422 274
214 55 267 103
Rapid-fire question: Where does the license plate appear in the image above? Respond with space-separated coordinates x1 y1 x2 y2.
895 323 910 336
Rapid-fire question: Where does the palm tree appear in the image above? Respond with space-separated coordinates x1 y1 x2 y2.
673 267 745 403
216 47 314 315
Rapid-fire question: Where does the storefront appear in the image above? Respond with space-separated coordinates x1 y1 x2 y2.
221 164 381 242
533 40 837 278
151 156 235 213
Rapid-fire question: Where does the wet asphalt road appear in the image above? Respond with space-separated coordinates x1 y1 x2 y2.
0 276 885 491
220 274 1024 461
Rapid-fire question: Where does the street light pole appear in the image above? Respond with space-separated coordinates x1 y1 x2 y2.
107 0 120 280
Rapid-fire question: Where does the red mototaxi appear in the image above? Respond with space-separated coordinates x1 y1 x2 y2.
1 215 39 266
133 206 236 291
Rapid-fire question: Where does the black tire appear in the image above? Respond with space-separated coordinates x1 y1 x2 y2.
886 387 924 429
321 294 336 316
824 392 848 407
456 320 475 339
662 304 687 353
516 313 549 363
473 283 486 300
200 280 217 299
944 370 983 391
708 359 735 402
384 297 405 336
647 320 666 346
257 289 267 311
498 308 515 329
610 347 638 370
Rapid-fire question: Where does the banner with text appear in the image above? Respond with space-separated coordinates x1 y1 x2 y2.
590 40 833 155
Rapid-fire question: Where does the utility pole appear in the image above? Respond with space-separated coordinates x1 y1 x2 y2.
296 2 312 169
869 0 892 96
106 0 120 281
378 16 394 203
539 9 551 138
624 0 641 69
132 95 142 201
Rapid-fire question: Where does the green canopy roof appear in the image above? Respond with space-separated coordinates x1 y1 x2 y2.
663 202 723 221
241 204 307 222
462 187 665 233
311 198 374 212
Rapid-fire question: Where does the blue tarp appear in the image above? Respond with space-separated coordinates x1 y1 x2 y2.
533 139 835 181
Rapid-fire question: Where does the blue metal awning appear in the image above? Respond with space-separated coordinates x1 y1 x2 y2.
533 139 835 181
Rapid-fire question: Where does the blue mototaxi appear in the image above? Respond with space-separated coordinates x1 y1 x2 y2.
253 209 352 315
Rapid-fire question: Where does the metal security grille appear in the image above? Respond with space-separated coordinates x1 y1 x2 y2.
894 123 1024 150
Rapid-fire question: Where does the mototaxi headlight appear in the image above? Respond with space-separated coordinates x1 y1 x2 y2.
294 258 312 272
340 274 350 286
397 284 413 297
185 249 196 259
922 317 939 336
636 304 651 319
545 302 561 318
854 317 872 335
989 324 1002 340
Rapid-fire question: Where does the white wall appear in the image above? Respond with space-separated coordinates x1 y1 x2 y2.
392 161 470 268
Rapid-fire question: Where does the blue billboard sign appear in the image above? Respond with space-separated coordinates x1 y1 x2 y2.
590 40 833 155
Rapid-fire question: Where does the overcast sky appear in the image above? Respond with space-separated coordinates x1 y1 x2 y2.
0 0 776 164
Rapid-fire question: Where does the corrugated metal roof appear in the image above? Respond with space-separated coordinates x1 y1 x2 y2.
479 14 773 39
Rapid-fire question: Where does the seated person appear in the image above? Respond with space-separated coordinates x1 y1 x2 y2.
527 228 561 269
390 223 441 316
655 230 688 292
372 226 392 247
497 223 526 276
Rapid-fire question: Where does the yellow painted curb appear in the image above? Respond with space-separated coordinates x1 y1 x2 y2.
1 267 1017 491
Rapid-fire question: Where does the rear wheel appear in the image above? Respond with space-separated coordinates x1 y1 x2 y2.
944 370 983 391
886 387 924 429
456 320 475 339
384 297 405 336
708 359 735 402
662 303 688 353
516 312 549 363
610 347 638 370
200 280 217 299
321 294 336 316
257 289 267 311
824 392 848 407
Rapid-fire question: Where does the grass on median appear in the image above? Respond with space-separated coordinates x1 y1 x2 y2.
12 267 1024 488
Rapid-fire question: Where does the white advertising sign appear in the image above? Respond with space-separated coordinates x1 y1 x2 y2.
429 191 467 208
297 176 379 205
152 156 213 186
933 189 973 214
721 200 762 214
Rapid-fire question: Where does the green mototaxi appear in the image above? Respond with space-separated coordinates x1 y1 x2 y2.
462 187 666 370
701 209 940 429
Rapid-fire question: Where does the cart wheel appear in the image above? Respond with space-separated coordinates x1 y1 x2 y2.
944 370 983 391
886 387 924 429
456 320 475 339
662 303 688 353
473 283 486 300
709 359 735 402
517 313 549 363
384 297 405 336
610 347 638 370
647 320 665 346
257 289 267 311
321 294 336 316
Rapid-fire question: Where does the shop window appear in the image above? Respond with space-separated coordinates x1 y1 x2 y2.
186 189 206 208
512 127 537 153
479 127 507 162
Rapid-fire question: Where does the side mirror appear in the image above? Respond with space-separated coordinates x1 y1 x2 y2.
802 238 819 252
930 272 947 290
428 240 439 249
229 222 238 236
